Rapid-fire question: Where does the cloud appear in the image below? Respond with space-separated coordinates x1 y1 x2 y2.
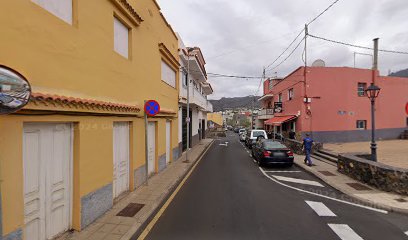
157 0 408 99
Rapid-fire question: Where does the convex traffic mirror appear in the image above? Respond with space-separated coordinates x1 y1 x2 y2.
0 66 31 114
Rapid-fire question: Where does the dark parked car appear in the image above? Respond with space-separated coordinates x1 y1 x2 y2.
251 139 294 167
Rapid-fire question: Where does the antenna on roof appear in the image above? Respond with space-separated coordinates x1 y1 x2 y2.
311 59 326 67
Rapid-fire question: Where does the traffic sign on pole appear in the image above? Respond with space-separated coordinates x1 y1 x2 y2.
144 100 160 117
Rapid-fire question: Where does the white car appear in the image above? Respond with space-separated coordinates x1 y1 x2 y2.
246 130 268 148
239 132 247 141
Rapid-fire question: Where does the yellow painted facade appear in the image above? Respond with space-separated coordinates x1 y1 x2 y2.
0 0 180 237
207 112 224 126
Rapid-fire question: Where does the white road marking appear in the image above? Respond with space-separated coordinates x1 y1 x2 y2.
328 224 364 240
404 231 408 236
272 175 325 187
305 201 337 217
264 170 301 173
253 159 256 163
259 167 388 214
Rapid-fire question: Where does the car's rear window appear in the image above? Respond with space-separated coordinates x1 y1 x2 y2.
252 131 266 138
263 141 287 149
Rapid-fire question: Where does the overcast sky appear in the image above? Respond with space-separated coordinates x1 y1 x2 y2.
157 0 408 99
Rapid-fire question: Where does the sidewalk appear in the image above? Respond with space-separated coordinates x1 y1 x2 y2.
294 155 408 214
65 139 214 240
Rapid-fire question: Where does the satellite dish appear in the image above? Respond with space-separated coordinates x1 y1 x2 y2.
0 66 31 115
311 59 326 67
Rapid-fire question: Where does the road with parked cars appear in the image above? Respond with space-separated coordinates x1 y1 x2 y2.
145 131 408 240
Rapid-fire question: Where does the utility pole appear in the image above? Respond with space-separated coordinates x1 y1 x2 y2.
184 48 194 163
304 24 312 138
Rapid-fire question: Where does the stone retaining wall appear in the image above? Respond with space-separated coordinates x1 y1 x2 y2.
282 138 323 155
338 153 408 195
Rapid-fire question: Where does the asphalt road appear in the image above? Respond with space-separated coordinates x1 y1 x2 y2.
145 132 408 240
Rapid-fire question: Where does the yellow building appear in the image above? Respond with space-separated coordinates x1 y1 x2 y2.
0 1 180 239
207 112 224 127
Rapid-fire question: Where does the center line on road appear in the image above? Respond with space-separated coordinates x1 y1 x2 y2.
305 201 337 217
272 175 325 187
264 170 301 173
328 224 364 240
259 167 388 214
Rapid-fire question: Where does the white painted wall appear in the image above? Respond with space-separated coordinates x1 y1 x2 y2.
178 107 182 144
191 108 199 136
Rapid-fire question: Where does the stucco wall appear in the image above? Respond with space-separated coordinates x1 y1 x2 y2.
0 0 180 236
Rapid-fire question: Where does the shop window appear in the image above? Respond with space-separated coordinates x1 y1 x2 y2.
357 83 367 97
356 120 367 130
32 0 73 24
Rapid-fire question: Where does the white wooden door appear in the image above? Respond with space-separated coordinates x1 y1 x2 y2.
23 123 72 240
113 122 130 199
147 122 156 175
165 121 171 164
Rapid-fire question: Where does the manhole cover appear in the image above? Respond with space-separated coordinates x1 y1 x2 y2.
346 183 371 191
319 171 336 176
116 203 145 218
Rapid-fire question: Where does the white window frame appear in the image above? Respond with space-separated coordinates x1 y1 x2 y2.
356 120 367 130
357 82 367 97
32 0 73 25
114 17 130 59
288 88 294 101
161 60 176 88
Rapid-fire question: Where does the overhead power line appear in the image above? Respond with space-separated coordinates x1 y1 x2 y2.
308 34 408 55
307 0 341 26
267 37 306 73
264 0 342 72
265 29 305 70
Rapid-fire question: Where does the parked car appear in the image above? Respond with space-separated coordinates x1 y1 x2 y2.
252 139 294 167
245 129 268 148
239 131 247 142
238 128 246 135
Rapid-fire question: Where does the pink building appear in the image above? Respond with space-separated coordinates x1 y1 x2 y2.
258 66 408 142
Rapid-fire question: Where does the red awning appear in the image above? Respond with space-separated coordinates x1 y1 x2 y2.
264 115 297 126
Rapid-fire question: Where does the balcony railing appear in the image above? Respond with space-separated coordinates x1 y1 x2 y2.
179 84 212 112
257 108 274 120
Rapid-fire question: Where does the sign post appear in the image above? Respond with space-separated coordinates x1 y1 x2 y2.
143 100 160 186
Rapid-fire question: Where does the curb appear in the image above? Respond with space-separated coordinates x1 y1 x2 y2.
130 140 215 239
294 161 408 215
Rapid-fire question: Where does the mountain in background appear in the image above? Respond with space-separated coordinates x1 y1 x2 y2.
389 68 408 78
209 96 261 112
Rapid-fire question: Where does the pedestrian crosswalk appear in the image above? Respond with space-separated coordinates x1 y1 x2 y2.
305 201 364 240
272 175 325 187
305 201 337 217
328 224 364 240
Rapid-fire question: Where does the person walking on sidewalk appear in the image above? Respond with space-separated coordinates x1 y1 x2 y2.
302 133 313 166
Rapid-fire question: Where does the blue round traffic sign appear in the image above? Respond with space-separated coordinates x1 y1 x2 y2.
144 100 160 116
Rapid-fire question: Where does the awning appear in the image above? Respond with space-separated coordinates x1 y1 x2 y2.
258 94 273 102
264 115 297 126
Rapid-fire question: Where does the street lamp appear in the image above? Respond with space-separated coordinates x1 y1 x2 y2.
184 47 195 163
365 83 381 161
